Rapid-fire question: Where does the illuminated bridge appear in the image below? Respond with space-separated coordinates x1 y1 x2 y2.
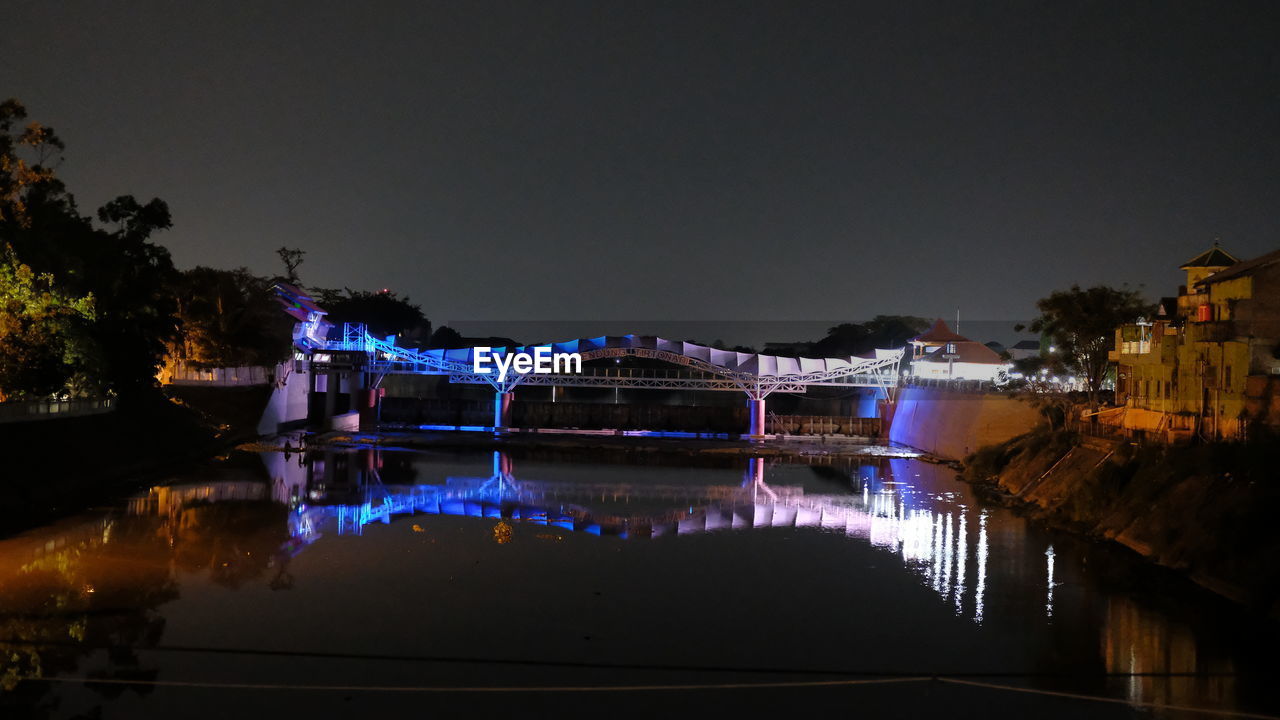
275 283 904 434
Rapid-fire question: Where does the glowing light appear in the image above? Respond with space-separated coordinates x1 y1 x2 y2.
955 513 967 615
974 511 988 625
492 521 513 544
1045 545 1056 618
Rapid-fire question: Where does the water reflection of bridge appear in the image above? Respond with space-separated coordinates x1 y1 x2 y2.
0 452 1244 715
250 449 997 620
266 451 920 542
98 448 1001 621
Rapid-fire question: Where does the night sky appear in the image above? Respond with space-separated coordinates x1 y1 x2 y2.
5 1 1279 343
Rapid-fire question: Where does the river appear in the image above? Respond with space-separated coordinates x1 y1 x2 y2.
0 442 1275 718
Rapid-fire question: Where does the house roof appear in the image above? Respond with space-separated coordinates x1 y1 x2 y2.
1009 340 1041 351
1155 297 1178 317
1180 244 1239 269
915 341 1005 365
1197 247 1280 286
910 318 969 344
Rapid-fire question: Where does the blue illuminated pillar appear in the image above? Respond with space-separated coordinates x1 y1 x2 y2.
748 398 766 437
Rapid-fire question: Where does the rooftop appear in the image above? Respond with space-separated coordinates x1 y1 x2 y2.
915 340 1005 365
1197 247 1280 286
910 319 969 344
1180 244 1239 270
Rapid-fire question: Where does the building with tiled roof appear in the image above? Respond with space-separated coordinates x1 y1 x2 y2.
910 337 1009 382
1111 242 1280 441
908 319 969 360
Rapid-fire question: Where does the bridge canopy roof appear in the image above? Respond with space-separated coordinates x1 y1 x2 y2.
415 335 900 378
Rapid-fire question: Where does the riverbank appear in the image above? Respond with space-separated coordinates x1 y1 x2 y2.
0 387 271 537
960 428 1280 612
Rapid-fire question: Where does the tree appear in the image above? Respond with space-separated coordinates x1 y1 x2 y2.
1019 285 1150 408
427 325 464 349
170 267 293 367
811 323 871 356
809 316 928 357
863 315 931 349
0 99 180 402
315 287 430 343
89 195 182 398
0 244 96 400
276 247 305 284
0 98 65 228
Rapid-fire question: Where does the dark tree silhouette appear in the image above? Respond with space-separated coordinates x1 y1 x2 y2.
1018 285 1151 408
276 246 305 284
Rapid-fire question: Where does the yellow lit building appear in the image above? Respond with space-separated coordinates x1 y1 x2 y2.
1111 244 1280 441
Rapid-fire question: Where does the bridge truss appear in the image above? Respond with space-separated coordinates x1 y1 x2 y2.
276 283 903 434
318 323 903 400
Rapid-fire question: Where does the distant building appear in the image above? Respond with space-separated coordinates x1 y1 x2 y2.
908 319 969 359
1007 339 1042 361
908 320 1009 382
984 340 1006 356
1111 243 1280 440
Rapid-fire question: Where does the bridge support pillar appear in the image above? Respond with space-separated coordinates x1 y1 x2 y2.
349 371 365 422
324 371 338 420
747 397 766 437
494 391 513 430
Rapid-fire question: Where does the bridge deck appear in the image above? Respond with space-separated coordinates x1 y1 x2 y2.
367 363 894 391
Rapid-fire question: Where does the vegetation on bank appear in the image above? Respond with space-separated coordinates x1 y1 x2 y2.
963 428 1280 609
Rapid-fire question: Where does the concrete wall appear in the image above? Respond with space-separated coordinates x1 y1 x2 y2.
164 363 272 386
256 363 311 435
888 387 1043 459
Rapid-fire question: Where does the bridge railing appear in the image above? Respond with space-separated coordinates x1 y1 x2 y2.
904 377 1004 393
766 415 881 437
0 397 115 424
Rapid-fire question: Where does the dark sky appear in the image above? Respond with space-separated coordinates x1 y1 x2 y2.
5 1 1279 339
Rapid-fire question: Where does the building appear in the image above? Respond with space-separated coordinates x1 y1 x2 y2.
1007 339 1042 361
908 319 1009 382
909 319 969 359
1111 243 1280 440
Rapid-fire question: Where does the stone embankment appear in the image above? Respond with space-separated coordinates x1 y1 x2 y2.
962 429 1280 612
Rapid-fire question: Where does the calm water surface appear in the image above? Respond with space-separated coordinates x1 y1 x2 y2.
1 443 1276 719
